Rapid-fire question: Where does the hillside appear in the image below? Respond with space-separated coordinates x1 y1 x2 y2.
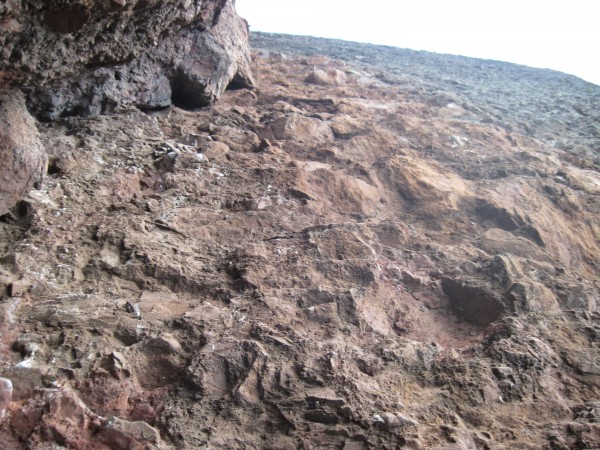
0 29 599 449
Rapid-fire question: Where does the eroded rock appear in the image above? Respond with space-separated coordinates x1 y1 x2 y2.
0 30 599 450
0 90 46 215
1 0 254 118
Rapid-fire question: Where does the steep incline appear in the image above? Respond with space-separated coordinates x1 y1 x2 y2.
0 33 599 449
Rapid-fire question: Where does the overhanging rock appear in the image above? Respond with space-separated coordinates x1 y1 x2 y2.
0 0 255 119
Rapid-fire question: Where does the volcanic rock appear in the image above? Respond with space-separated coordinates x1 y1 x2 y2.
1 0 255 119
0 30 599 450
0 90 46 215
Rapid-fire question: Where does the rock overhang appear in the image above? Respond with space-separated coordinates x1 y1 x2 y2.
1 0 255 117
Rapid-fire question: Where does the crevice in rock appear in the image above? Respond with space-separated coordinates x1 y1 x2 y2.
171 69 212 110
441 277 506 326
46 159 63 176
226 73 253 91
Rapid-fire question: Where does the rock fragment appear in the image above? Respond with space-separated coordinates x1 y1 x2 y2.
261 113 334 144
378 412 418 429
305 68 347 86
97 416 163 450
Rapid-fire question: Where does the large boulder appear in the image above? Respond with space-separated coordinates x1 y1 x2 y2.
0 0 255 119
0 0 253 210
0 90 46 215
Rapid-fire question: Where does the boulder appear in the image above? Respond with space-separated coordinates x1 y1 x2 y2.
261 113 334 144
305 68 347 86
0 90 46 215
0 0 254 119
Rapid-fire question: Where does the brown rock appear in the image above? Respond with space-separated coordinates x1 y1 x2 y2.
329 114 366 138
8 279 30 297
1 28 600 450
0 367 43 401
441 278 506 326
97 416 163 450
0 90 46 215
10 385 97 445
305 68 347 86
261 113 334 144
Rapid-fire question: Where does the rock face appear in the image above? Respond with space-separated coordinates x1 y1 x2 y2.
0 32 600 449
0 90 46 215
0 0 254 120
0 0 253 212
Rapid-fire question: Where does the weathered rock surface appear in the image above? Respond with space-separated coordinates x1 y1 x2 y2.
0 90 46 215
1 0 254 119
0 32 599 449
0 0 254 214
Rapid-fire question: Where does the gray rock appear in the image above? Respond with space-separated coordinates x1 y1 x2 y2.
379 412 418 429
1 1 254 119
98 416 163 449
0 89 46 215
0 377 13 420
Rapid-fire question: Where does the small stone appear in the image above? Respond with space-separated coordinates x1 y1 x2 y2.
492 366 514 378
372 414 385 424
498 380 515 389
124 302 141 319
0 367 42 400
305 389 345 409
194 152 207 162
329 115 364 139
108 352 131 380
449 135 467 147
146 198 160 213
401 270 422 288
200 141 230 162
98 416 162 448
9 279 31 297
256 138 272 152
260 114 334 144
379 412 418 429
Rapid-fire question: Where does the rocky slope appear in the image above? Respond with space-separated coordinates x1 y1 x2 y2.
0 30 599 449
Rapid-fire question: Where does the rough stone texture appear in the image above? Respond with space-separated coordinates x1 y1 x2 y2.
0 33 599 449
305 67 347 86
0 0 254 120
0 90 46 215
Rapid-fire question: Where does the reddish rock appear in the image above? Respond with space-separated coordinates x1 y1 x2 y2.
0 30 599 450
261 113 334 144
